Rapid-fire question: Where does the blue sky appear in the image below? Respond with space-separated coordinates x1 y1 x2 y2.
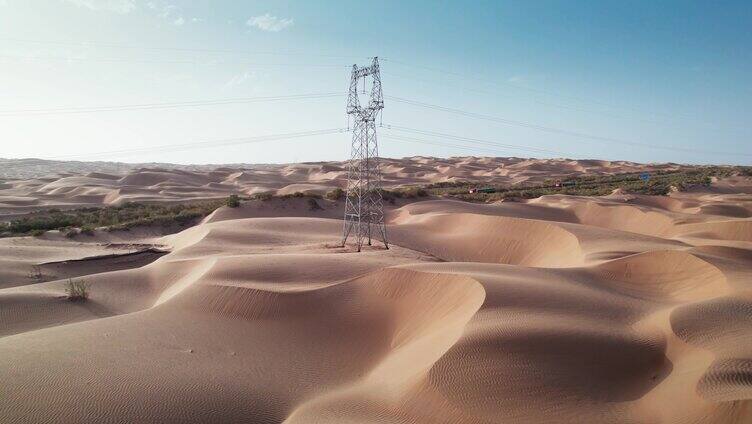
0 0 750 165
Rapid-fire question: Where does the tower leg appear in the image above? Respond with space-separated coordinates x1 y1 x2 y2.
380 222 389 250
367 221 372 245
342 218 353 247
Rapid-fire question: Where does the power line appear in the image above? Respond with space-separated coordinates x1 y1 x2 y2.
47 128 348 160
382 70 709 131
0 54 351 68
381 134 548 158
2 38 735 131
382 125 567 156
381 58 716 127
0 93 344 117
385 95 751 157
0 37 360 59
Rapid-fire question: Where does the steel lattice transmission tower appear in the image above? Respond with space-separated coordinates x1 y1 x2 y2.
341 57 388 251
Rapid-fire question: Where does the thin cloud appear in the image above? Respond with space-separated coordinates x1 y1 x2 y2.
173 16 185 26
159 4 177 18
63 0 136 14
246 13 294 32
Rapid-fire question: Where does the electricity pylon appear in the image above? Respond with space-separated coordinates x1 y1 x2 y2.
341 57 388 252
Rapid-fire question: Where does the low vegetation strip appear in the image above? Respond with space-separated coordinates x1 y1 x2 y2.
1 198 236 238
3 167 748 237
427 166 752 201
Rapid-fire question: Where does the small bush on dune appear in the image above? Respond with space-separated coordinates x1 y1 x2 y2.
4 200 224 237
307 197 322 211
382 187 428 202
226 194 241 208
27 265 44 282
325 188 345 200
279 191 322 200
403 187 428 198
253 192 274 201
65 278 89 302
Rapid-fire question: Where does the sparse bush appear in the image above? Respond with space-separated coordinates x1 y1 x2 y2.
279 191 322 200
226 194 241 208
3 200 225 238
65 279 89 301
307 197 322 211
382 187 428 201
424 166 751 202
252 192 274 201
27 265 44 282
325 188 345 200
403 187 428 198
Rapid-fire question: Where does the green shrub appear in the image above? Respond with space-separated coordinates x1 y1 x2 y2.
65 279 89 301
226 194 241 208
403 187 428 198
4 200 224 238
424 166 750 202
383 187 428 200
325 188 345 200
253 192 274 201
307 197 322 211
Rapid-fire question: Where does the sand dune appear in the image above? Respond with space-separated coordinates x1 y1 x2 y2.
1 158 751 423
0 156 694 210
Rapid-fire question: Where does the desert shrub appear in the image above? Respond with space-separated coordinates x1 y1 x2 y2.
424 166 750 202
29 229 46 237
253 192 274 201
325 188 345 200
403 187 428 198
65 279 89 301
307 197 322 211
424 181 468 189
4 200 224 238
383 187 428 200
27 265 44 282
226 194 241 208
279 191 322 200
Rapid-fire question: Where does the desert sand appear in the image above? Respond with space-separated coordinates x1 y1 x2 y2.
1 157 751 423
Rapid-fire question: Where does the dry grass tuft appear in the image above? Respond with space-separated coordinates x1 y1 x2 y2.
65 279 90 302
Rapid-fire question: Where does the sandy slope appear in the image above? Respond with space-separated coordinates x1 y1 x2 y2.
0 161 751 423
